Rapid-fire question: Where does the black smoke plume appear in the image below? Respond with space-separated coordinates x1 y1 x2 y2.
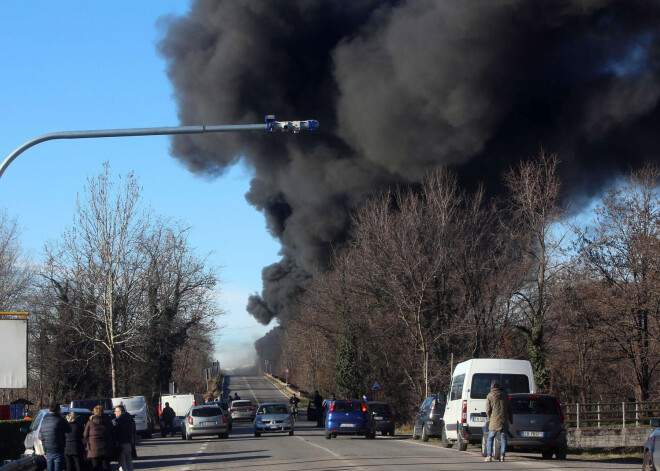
159 1 660 347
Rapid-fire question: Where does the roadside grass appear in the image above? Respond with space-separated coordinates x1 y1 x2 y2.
567 448 643 463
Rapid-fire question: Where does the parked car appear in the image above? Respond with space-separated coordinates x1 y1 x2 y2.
643 418 660 470
368 401 396 436
480 393 567 460
253 403 294 437
206 400 233 431
112 395 153 438
70 398 113 411
22 407 93 457
181 405 229 440
444 358 536 450
230 399 256 421
325 400 375 439
413 393 446 441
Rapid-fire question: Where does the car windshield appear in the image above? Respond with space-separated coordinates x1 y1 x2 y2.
369 404 391 414
259 405 289 415
232 400 251 407
333 402 363 413
510 396 559 415
192 407 222 417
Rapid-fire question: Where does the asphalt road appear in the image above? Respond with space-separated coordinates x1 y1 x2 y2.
132 375 641 470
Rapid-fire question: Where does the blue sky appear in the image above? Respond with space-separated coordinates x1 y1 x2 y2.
0 1 279 369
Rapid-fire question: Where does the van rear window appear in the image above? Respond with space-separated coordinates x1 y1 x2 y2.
470 374 530 399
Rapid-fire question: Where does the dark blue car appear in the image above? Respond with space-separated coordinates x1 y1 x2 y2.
325 400 375 439
644 419 660 470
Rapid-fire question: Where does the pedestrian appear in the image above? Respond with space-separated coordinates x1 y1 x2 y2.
160 402 175 437
83 405 115 471
113 405 135 471
313 391 323 428
484 379 513 462
233 392 241 401
64 412 84 471
40 403 71 471
289 393 300 420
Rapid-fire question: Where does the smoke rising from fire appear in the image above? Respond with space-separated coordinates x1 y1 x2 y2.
158 1 660 345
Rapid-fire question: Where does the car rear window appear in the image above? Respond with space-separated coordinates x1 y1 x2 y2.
333 402 363 413
192 407 223 417
510 396 559 415
232 400 251 407
470 374 530 399
369 403 391 414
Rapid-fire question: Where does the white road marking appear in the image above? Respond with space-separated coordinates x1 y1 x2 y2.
243 376 261 406
294 435 368 470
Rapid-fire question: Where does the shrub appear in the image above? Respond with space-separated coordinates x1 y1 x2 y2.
0 419 32 461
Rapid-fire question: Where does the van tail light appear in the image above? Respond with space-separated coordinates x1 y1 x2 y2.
193 401 197 406
556 398 564 422
362 403 367 413
158 404 162 417
330 403 335 412
188 416 193 425
461 400 467 424
230 408 236 412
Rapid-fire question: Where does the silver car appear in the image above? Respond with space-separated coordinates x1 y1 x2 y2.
253 403 294 437
22 408 92 456
230 400 256 421
181 405 229 440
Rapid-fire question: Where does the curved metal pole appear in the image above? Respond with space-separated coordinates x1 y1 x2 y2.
0 116 319 180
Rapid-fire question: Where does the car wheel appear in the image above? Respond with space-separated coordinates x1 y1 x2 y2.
254 432 261 437
412 424 420 440
643 450 654 471
381 431 387 436
556 445 567 461
181 431 186 440
480 434 487 457
289 430 294 436
541 450 553 460
492 434 501 460
221 432 229 439
325 431 332 439
456 429 468 452
421 425 430 442
441 427 452 448
389 429 395 437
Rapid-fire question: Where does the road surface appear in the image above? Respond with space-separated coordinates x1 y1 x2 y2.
133 375 641 470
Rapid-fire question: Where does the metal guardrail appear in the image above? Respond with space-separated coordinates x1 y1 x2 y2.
0 456 36 471
561 401 660 429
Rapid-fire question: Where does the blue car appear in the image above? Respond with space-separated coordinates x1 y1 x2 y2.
643 419 660 470
325 400 375 439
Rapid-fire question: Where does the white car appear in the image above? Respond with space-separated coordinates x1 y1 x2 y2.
181 405 229 440
230 400 256 421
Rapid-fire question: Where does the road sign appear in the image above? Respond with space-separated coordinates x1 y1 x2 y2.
370 379 383 392
284 368 290 378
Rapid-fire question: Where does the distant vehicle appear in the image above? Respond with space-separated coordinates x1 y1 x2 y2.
480 394 567 460
22 407 93 457
443 359 536 450
230 400 256 421
325 400 374 440
253 403 294 437
159 392 204 435
70 398 113 411
644 418 660 471
206 400 233 431
368 401 396 436
413 393 446 441
112 395 153 438
181 405 229 440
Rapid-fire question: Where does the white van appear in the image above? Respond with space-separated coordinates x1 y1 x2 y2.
442 358 536 450
159 392 204 435
112 395 153 438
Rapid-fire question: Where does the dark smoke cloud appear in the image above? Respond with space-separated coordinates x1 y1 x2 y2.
159 1 660 335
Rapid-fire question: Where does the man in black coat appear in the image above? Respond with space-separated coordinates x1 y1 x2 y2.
113 405 135 471
40 403 71 471
313 391 324 428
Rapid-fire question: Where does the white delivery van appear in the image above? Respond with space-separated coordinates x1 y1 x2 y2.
159 392 204 435
112 395 153 438
442 358 536 451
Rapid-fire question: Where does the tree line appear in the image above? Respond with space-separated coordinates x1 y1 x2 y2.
0 163 221 409
278 152 660 420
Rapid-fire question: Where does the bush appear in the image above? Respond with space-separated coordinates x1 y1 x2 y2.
0 419 32 461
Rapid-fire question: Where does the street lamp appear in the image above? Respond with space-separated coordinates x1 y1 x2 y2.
0 115 319 180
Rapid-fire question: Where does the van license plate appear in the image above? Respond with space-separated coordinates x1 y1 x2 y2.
522 431 544 437
471 416 487 422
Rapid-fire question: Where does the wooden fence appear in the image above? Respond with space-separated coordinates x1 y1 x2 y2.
561 401 660 429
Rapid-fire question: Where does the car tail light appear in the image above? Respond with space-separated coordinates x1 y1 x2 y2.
222 415 227 424
193 401 197 406
461 400 467 424
427 420 435 426
38 432 42 441
389 416 395 422
330 403 335 412
230 408 235 412
158 404 162 417
362 403 367 413
251 406 255 411
188 416 193 425
430 400 435 410
527 395 539 399
555 397 564 422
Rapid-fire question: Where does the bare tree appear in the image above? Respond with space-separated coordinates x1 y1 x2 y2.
0 210 34 310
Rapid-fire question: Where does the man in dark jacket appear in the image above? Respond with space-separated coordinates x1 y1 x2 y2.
160 402 175 437
64 412 84 471
41 403 71 471
113 405 135 471
485 380 513 462
313 391 324 428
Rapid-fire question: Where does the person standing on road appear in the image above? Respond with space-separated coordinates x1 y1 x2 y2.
484 380 513 462
64 412 84 471
41 403 71 471
313 391 324 428
113 405 135 471
160 402 175 437
289 393 301 420
83 405 115 471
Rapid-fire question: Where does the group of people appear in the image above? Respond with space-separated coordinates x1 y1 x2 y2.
41 402 136 471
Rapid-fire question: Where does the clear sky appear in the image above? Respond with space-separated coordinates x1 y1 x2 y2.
0 2 280 369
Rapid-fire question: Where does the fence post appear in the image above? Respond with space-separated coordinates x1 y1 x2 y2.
597 402 601 428
577 402 580 429
622 402 625 428
636 402 639 427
